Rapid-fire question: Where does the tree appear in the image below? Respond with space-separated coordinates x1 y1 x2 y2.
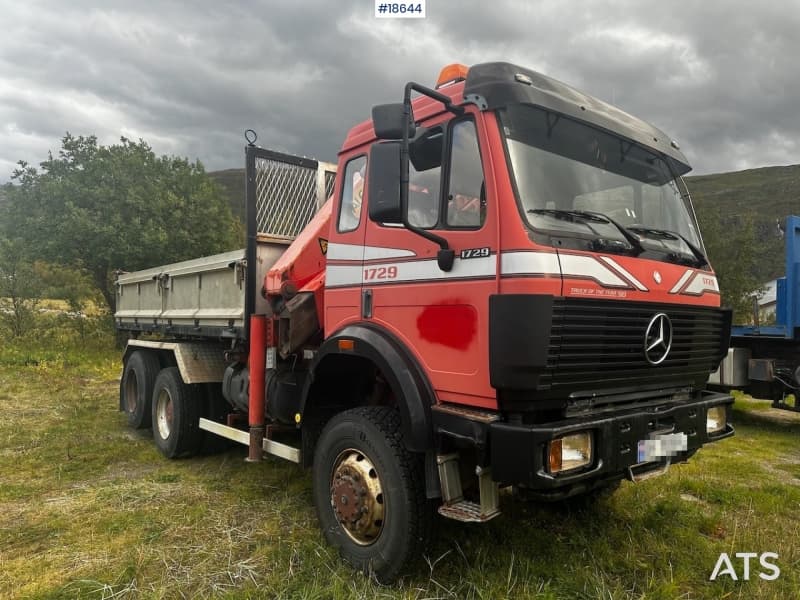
33 261 100 314
4 134 240 313
695 204 763 323
0 238 40 337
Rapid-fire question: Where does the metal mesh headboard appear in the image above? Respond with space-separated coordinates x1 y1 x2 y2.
250 148 337 239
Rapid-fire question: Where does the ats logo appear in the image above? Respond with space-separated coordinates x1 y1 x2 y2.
710 552 780 581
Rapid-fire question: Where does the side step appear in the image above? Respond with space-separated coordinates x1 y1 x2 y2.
436 453 500 523
438 501 496 523
198 418 301 463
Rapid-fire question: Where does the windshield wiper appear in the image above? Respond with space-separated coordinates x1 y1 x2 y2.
579 210 646 256
528 208 605 239
528 208 608 223
627 226 709 268
528 209 644 255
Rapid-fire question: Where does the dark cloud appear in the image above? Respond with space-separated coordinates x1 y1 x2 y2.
1 0 799 181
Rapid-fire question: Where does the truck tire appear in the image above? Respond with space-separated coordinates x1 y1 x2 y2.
312 407 431 583
120 350 160 430
151 367 203 458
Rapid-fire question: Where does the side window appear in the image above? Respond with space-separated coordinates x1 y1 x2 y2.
408 127 443 228
446 121 485 228
337 156 367 233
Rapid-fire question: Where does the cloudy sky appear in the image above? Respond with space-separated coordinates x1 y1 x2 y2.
1 0 799 181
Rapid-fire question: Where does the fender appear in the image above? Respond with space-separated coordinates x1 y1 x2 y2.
302 323 436 452
122 340 226 384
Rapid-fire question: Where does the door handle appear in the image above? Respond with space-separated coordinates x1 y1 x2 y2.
362 289 373 319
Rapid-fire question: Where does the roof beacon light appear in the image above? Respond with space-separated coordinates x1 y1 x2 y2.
436 63 469 89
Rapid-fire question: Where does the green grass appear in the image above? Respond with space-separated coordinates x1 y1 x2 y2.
2 342 800 599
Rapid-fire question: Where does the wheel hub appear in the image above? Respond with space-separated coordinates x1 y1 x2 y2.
155 389 174 439
124 374 138 413
330 449 384 545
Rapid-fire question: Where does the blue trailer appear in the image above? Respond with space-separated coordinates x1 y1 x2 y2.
711 215 800 410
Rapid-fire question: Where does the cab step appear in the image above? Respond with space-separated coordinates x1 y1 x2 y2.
436 452 500 522
438 500 499 522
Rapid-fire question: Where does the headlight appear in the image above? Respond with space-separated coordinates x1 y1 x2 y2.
548 431 592 473
707 406 727 434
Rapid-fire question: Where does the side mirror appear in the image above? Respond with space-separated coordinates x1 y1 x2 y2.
372 103 416 140
368 142 403 224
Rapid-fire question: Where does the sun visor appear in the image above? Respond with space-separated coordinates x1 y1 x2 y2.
463 62 691 176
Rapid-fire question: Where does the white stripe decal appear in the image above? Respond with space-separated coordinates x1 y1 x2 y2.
599 257 648 291
558 254 628 287
683 272 719 295
329 250 560 288
363 246 416 261
500 251 560 276
326 255 496 287
327 242 416 261
325 264 363 287
326 250 644 289
669 270 694 294
396 256 495 281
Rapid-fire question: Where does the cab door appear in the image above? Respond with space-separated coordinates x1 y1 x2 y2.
363 112 498 408
324 153 368 335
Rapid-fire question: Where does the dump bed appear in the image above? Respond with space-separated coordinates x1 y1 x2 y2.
114 147 336 341
115 240 288 340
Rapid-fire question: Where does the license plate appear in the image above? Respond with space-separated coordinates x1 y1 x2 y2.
637 432 688 463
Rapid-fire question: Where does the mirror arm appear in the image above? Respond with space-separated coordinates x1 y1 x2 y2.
398 82 461 271
404 222 455 271
404 82 465 116
399 90 411 242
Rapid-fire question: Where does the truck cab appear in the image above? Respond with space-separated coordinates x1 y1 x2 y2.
326 62 725 397
287 60 732 488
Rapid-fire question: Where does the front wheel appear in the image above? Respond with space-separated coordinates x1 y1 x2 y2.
312 407 430 583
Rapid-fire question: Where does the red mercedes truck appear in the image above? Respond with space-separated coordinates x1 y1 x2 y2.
115 62 734 582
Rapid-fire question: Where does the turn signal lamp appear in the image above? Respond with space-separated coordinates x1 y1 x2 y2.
436 63 469 88
548 431 593 473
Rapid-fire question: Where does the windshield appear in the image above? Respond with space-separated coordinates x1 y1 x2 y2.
500 104 704 263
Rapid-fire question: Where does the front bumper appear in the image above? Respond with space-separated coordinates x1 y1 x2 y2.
488 391 734 498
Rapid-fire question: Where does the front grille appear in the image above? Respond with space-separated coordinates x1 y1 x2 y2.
541 298 729 394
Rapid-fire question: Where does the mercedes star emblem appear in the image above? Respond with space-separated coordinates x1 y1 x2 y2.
644 313 673 365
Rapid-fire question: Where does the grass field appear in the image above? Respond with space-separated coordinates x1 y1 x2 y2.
2 342 800 599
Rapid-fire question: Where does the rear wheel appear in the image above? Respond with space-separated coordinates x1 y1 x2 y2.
312 407 431 583
120 350 160 429
151 367 203 458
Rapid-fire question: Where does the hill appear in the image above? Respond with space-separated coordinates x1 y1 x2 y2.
689 165 799 284
688 164 800 223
